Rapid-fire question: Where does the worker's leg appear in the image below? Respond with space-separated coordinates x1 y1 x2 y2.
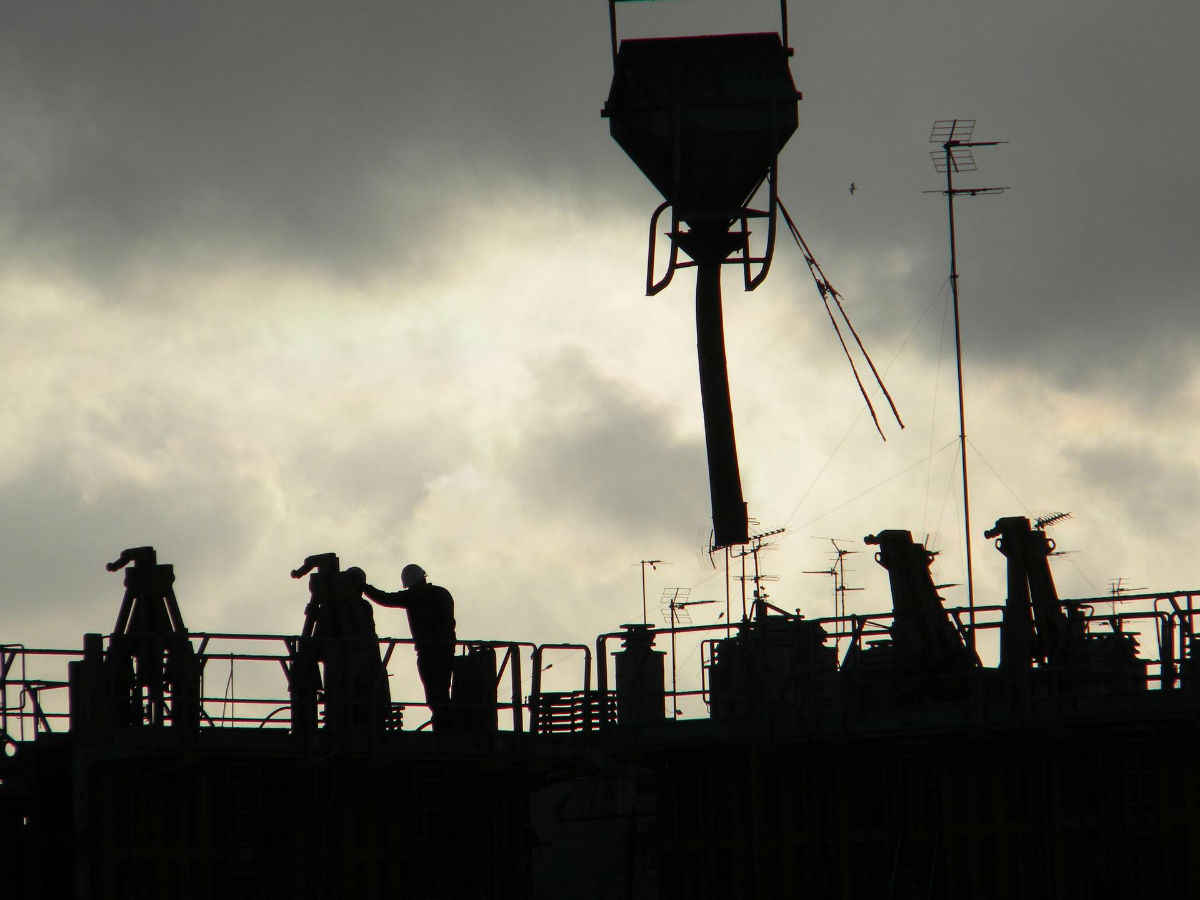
417 646 453 730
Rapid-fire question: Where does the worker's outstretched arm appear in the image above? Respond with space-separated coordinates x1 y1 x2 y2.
364 583 407 608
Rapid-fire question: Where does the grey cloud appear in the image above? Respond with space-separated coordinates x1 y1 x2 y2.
7 0 1194 390
509 349 709 539
0 453 276 644
0 2 625 287
772 1 1200 395
282 424 458 530
1068 440 1200 536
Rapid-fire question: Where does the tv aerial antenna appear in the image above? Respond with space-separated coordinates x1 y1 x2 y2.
920 537 958 592
925 118 1007 656
731 526 785 620
659 587 718 718
1108 576 1146 616
635 559 665 625
804 538 863 620
1035 511 1072 530
1109 577 1145 596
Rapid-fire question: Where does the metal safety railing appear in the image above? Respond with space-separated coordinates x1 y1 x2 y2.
0 633 541 741
2 644 79 744
3 590 1199 745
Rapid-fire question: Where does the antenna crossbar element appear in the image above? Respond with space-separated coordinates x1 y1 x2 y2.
659 587 692 619
922 187 1009 198
930 119 975 144
1034 511 1072 530
930 119 1008 174
931 146 977 174
749 526 786 544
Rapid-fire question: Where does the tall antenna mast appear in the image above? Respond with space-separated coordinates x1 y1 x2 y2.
927 119 1007 655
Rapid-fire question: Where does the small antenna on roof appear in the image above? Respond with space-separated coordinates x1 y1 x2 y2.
1035 511 1072 529
804 538 863 619
1109 576 1146 616
659 588 718 719
635 558 665 625
731 527 785 619
1109 577 1146 597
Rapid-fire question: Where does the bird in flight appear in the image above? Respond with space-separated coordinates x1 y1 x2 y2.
849 182 857 195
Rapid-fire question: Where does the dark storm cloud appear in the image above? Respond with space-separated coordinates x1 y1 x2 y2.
776 1 1200 391
2 1 1196 413
0 1 624 286
510 349 709 537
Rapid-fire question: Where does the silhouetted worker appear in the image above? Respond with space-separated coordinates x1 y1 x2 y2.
328 566 392 731
364 564 456 730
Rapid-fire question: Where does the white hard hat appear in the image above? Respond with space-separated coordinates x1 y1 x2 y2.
401 564 427 588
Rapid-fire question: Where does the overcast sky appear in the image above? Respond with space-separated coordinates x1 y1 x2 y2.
3 1 1198 687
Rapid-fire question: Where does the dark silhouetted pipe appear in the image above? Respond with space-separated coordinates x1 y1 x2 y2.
684 226 748 548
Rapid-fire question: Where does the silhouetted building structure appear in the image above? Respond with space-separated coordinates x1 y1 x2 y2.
3 525 1199 898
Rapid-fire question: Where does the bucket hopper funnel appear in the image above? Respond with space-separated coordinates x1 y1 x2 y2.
603 32 800 548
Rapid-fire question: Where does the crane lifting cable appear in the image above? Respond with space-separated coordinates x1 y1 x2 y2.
778 200 905 440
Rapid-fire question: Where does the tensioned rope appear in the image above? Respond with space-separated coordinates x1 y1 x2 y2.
778 199 904 441
782 277 950 533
